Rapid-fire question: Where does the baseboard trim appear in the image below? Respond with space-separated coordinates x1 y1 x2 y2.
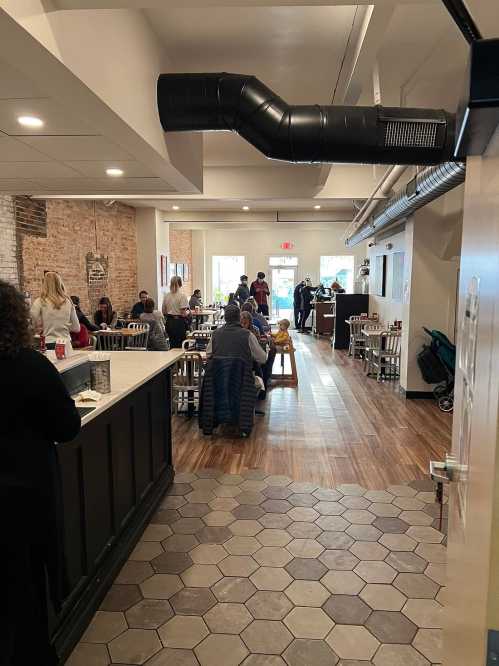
400 388 434 399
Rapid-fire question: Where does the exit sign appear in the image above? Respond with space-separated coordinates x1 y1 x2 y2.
280 241 294 249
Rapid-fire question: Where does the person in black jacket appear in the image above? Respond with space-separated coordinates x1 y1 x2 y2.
293 281 305 329
298 278 314 332
71 295 99 332
0 280 81 665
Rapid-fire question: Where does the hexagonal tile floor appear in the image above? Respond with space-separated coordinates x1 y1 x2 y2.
67 471 447 666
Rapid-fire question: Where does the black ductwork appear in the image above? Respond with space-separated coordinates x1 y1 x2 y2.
158 73 456 166
440 0 482 44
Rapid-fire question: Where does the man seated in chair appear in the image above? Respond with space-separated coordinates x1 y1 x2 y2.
200 304 267 437
205 304 266 365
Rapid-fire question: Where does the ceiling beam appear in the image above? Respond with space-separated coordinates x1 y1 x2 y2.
337 3 396 106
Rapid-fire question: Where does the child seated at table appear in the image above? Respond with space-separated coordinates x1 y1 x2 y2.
272 318 292 349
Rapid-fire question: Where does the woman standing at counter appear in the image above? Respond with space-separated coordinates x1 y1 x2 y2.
162 276 189 348
0 280 81 664
31 271 80 348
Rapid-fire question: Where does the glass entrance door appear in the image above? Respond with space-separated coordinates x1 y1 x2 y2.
271 268 296 321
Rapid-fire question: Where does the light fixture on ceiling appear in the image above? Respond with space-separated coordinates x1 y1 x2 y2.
106 167 124 177
172 205 180 210
242 205 250 211
314 204 321 209
17 115 44 128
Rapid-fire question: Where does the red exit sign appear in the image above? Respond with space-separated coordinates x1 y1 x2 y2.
280 241 294 249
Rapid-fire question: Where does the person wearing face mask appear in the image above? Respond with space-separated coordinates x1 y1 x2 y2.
234 275 250 306
250 272 270 316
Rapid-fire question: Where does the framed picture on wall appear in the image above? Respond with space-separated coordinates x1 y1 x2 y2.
374 255 387 297
160 255 167 287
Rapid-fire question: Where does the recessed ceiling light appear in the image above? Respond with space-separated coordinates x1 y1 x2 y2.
18 115 44 128
314 204 321 209
172 205 180 210
242 205 250 211
106 167 124 177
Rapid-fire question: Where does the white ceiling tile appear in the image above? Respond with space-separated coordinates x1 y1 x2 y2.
0 162 81 178
64 160 156 178
0 179 41 193
0 61 44 99
0 98 96 136
0 134 53 161
18 135 134 161
30 177 173 193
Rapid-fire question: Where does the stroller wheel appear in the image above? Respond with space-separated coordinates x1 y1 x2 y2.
438 396 454 412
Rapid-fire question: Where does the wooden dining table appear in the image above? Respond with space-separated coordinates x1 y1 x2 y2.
96 328 143 337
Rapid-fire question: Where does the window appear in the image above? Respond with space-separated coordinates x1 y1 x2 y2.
212 256 245 303
269 256 299 267
320 256 355 293
392 252 405 301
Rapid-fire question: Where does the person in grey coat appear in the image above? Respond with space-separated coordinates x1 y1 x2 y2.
234 275 250 306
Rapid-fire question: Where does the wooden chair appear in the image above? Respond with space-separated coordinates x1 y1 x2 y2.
371 331 401 381
271 340 298 387
348 317 367 358
172 352 204 414
363 323 385 374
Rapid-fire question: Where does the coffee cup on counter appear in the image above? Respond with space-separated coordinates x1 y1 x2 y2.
55 338 66 360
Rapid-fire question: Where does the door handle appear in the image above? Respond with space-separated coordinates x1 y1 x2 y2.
430 455 465 483
430 460 451 483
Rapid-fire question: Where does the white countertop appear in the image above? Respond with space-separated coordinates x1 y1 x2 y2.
71 350 184 426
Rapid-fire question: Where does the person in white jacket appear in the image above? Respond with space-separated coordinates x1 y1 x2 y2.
31 272 80 349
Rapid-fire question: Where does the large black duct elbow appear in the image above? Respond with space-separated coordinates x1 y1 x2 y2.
157 72 456 166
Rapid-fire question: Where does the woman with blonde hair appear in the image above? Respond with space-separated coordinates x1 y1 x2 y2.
31 271 80 349
162 275 189 348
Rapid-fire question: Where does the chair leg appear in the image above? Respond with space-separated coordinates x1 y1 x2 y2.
289 349 298 386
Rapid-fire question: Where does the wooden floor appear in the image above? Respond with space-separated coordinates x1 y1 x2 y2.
173 333 452 489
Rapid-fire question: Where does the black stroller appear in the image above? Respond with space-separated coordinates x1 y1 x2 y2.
417 328 456 412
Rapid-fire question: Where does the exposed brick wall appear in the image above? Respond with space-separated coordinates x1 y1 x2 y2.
18 199 138 316
0 195 18 285
169 229 193 296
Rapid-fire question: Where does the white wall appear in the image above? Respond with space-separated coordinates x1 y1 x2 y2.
190 224 367 301
402 198 462 393
367 186 463 394
136 207 170 308
368 226 406 325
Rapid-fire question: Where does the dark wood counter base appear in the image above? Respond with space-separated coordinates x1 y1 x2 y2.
50 368 174 662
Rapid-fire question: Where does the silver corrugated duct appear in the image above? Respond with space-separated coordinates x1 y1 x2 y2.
345 161 466 247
